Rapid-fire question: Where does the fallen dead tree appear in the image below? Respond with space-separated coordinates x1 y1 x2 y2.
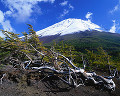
31 55 116 91
0 43 118 92
20 45 116 91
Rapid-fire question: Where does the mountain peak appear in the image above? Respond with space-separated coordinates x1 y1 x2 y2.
37 18 102 37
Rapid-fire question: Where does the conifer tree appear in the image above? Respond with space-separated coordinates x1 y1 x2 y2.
0 24 45 66
86 47 112 69
52 41 85 67
27 24 42 48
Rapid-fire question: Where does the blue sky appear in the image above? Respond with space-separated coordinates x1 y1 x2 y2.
0 0 120 37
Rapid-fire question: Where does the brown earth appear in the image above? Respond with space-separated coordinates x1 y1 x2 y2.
0 65 120 96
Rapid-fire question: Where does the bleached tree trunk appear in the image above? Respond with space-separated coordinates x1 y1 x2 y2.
0 73 6 84
29 44 44 56
54 53 60 69
51 51 79 70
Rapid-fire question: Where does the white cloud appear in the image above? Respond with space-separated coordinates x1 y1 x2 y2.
2 20 14 32
59 9 69 18
109 0 120 14
109 20 116 33
69 4 74 10
0 10 14 37
110 5 119 14
1 0 55 22
86 12 93 20
0 31 5 38
5 10 13 16
59 3 74 18
0 0 56 37
0 10 4 22
60 1 68 6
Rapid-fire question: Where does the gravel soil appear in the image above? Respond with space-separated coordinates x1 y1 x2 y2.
0 66 120 96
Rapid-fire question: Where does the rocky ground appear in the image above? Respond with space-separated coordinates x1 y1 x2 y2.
0 65 120 96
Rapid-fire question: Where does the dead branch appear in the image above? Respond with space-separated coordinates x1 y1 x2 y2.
0 73 7 84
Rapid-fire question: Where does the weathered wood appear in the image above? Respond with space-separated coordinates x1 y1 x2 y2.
29 44 44 56
0 73 6 84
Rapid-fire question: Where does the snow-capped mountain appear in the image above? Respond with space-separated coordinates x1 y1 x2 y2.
37 18 102 37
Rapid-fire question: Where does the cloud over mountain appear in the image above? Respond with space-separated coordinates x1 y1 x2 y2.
86 12 93 20
109 20 116 33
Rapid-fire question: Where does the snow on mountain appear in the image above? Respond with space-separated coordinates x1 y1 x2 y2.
37 18 102 37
